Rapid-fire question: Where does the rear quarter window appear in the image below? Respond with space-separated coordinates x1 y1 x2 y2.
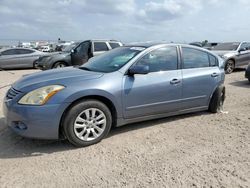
209 54 218 67
109 42 120 49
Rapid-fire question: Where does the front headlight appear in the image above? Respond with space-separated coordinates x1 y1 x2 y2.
18 85 65 105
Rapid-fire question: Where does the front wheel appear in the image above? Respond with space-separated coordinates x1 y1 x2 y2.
53 62 66 69
63 100 112 147
209 86 225 113
225 60 235 74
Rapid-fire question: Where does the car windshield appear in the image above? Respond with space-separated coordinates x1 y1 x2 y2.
62 42 80 52
80 47 144 73
213 42 240 51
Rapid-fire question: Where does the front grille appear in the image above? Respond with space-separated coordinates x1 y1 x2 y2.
6 87 22 100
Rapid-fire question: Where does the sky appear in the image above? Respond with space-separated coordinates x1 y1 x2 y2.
0 0 250 44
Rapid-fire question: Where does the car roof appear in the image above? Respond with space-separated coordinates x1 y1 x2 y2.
0 47 37 52
124 42 210 50
75 39 121 43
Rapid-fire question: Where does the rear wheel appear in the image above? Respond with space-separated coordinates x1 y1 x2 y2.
63 100 112 147
225 60 235 74
53 62 66 69
209 86 225 113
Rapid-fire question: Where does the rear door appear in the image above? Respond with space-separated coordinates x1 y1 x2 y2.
0 49 19 69
181 47 221 109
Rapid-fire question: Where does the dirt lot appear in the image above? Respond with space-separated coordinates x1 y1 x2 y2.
0 69 249 188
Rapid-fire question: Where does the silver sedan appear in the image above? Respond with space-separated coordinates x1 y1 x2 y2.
0 48 47 69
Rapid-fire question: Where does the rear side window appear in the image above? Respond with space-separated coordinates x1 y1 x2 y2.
136 46 178 72
209 54 218 67
2 49 17 55
109 42 120 49
94 42 109 52
182 47 209 69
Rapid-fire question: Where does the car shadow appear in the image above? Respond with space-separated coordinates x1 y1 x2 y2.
108 111 212 138
0 111 211 159
233 68 246 72
229 80 250 88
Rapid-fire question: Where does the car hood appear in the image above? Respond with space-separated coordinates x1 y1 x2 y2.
13 67 104 92
40 51 69 59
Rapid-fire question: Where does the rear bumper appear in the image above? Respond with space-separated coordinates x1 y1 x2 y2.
3 100 69 140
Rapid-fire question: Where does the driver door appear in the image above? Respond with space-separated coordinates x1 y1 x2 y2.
122 46 182 119
71 41 90 66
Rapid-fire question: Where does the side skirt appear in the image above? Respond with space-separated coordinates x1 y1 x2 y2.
116 106 208 127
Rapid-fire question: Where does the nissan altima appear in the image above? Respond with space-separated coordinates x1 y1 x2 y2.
3 43 226 147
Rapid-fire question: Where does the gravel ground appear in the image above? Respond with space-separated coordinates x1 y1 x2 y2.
0 69 249 188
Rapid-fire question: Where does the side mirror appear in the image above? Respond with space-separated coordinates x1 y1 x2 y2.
71 49 76 53
239 48 246 53
128 65 149 75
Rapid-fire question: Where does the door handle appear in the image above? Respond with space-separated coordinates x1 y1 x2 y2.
211 73 219 77
170 78 181 85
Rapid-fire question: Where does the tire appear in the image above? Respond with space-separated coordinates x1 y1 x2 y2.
63 100 112 147
225 60 235 74
33 60 38 69
53 62 67 69
209 86 225 113
248 78 250 83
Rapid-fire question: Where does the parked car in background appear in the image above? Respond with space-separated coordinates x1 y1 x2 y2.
36 39 123 70
40 45 52 52
189 42 219 50
245 63 250 82
212 42 250 74
3 43 225 147
203 42 219 50
189 42 202 47
0 48 46 69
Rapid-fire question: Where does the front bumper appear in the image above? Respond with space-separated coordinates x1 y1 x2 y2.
3 99 69 140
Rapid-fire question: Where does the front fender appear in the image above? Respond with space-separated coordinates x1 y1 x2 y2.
63 89 122 118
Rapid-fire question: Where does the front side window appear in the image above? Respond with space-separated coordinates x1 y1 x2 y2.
182 48 209 69
94 42 109 52
240 43 250 50
135 46 178 72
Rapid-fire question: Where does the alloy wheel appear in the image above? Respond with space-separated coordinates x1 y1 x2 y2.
55 63 66 68
73 108 107 141
225 60 234 74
